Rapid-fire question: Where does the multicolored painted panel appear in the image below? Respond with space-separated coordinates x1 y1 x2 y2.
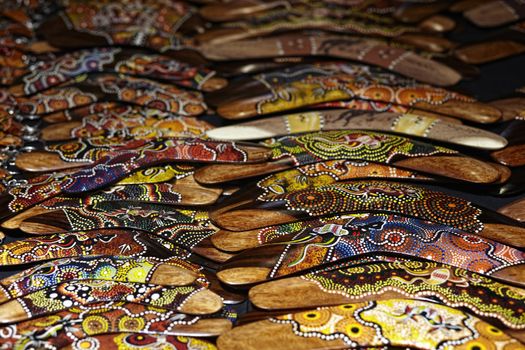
264 130 457 166
301 260 525 328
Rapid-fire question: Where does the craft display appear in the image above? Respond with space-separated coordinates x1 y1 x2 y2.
0 2 523 349
195 130 502 184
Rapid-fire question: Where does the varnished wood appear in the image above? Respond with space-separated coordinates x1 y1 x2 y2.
40 121 83 141
465 0 525 27
199 0 284 22
490 97 525 121
179 289 223 315
455 40 525 65
248 278 419 310
394 156 501 184
499 198 525 222
198 34 462 86
211 228 262 252
15 151 92 172
492 144 525 167
148 264 199 286
419 15 456 32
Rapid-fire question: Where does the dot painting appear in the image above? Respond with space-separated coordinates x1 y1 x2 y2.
270 299 520 349
264 130 457 167
262 180 485 233
300 260 525 328
267 213 524 279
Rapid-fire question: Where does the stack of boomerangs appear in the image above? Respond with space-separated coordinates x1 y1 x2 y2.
0 0 524 349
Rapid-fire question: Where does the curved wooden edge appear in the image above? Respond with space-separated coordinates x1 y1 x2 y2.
491 264 525 288
249 277 402 310
19 210 71 234
149 264 199 286
179 288 224 315
240 144 273 162
464 1 521 27
394 156 501 184
491 144 525 167
482 223 525 249
498 198 525 222
217 267 271 286
174 318 233 337
420 100 502 124
210 208 296 232
15 151 92 172
489 97 525 121
0 299 26 323
395 34 456 53
192 245 235 263
217 320 346 350
40 121 83 141
194 161 288 184
419 15 456 32
211 229 262 252
488 162 512 184
454 41 525 65
201 76 228 92
1 206 58 229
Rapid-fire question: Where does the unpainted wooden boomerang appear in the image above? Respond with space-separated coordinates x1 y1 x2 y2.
195 130 503 185
210 180 525 248
217 299 523 350
207 110 507 149
249 260 525 331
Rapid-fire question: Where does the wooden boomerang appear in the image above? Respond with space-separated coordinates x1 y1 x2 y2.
217 299 523 350
0 280 223 323
206 110 507 150
210 180 525 248
217 212 525 287
195 130 503 185
198 33 462 86
249 260 525 332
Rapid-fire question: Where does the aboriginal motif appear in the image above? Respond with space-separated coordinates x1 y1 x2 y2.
68 334 217 350
0 230 190 266
301 260 525 328
94 74 206 116
271 299 521 349
70 112 211 139
45 202 209 232
256 159 423 200
266 213 525 278
0 256 205 301
118 164 194 185
0 302 202 349
45 136 135 163
42 182 186 208
317 98 414 113
7 138 251 213
263 180 484 233
264 130 457 166
220 14 419 42
57 0 190 51
114 53 216 90
21 47 118 95
19 48 217 94
16 74 206 116
256 73 472 115
13 280 207 320
16 87 98 115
